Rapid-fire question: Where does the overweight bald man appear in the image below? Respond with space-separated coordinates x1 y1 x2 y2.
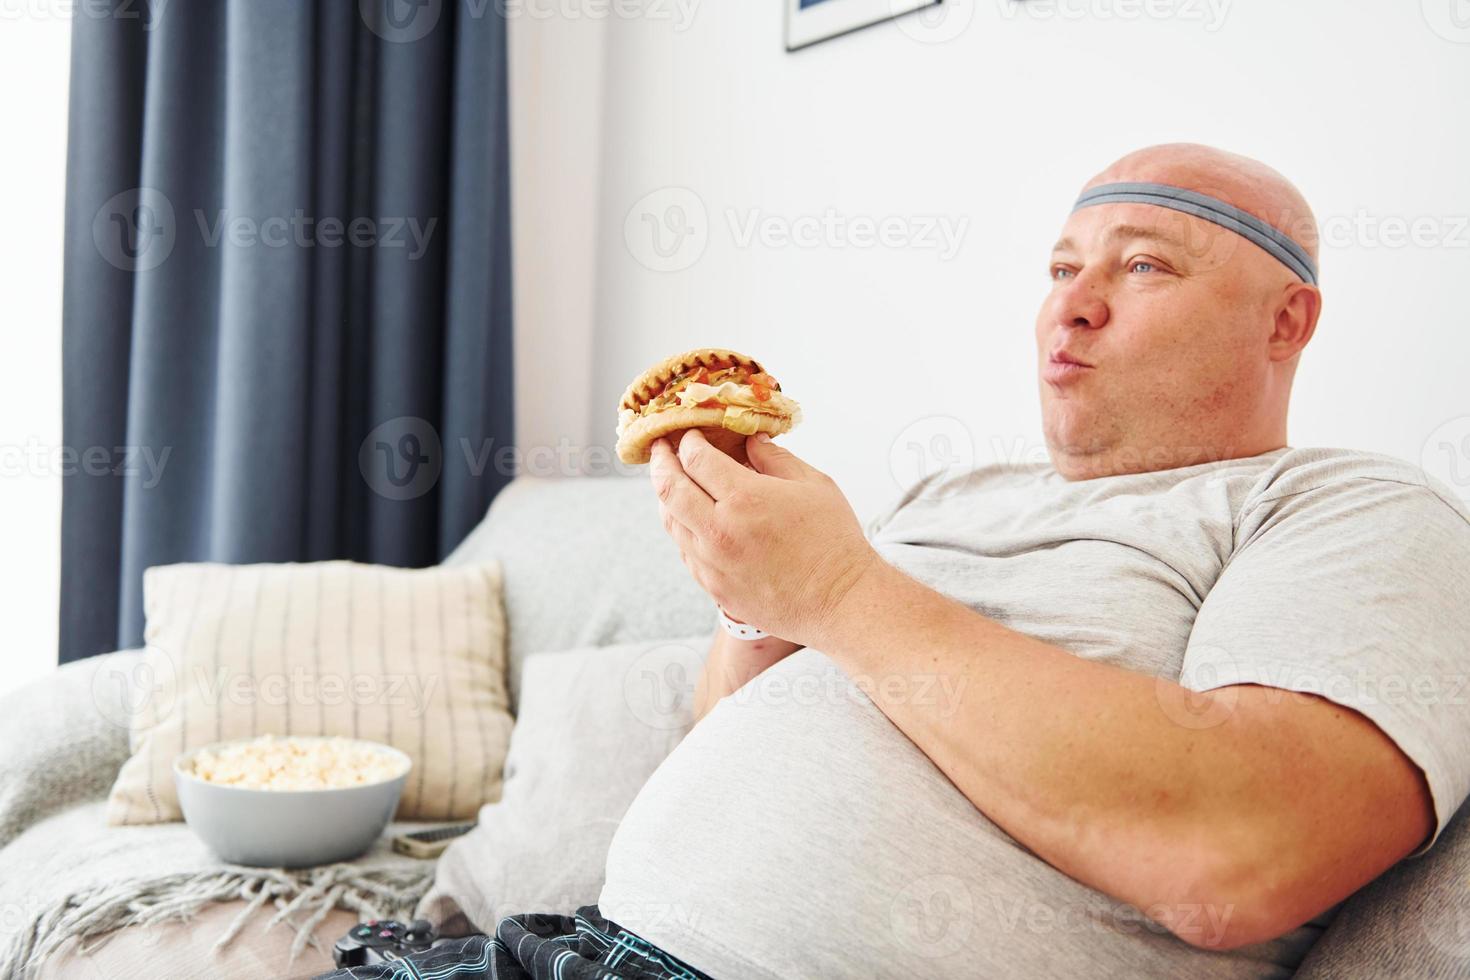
595 144 1470 978
319 144 1470 980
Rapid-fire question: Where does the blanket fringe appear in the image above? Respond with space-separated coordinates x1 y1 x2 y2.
1 863 435 979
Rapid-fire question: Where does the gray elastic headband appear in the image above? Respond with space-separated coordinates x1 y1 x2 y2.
1072 182 1318 286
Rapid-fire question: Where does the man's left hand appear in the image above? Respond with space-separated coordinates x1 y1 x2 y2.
649 428 879 646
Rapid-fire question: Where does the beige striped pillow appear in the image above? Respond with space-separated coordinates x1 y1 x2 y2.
105 560 513 825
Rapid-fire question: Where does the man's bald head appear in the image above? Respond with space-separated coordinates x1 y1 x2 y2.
1086 142 1322 271
1037 143 1324 480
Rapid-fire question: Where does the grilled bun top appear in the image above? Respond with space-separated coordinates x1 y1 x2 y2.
618 348 776 412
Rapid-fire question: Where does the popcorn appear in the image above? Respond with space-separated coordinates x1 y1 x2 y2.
186 734 407 791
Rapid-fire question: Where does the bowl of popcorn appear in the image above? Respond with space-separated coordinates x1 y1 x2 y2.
174 734 412 868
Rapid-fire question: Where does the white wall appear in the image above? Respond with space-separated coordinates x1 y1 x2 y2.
512 0 1470 523
0 11 71 696
5 6 1465 694
509 8 607 466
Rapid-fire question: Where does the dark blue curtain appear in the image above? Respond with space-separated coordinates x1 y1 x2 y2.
60 0 514 664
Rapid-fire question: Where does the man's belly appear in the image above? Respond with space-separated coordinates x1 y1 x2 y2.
599 650 1312 980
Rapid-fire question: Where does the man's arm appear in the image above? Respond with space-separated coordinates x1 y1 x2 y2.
693 629 802 723
816 557 1433 950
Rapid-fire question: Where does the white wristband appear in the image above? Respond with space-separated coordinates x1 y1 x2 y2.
717 605 769 641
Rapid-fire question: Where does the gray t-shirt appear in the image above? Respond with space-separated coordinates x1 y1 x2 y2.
600 448 1470 979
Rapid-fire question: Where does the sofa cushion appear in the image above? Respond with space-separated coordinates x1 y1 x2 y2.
415 636 707 935
105 560 513 825
0 650 141 850
446 477 716 706
1293 803 1470 978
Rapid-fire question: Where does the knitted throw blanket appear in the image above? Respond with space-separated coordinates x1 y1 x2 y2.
3 862 436 977
0 802 440 978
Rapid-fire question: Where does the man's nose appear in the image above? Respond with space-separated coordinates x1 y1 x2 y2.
1054 273 1110 330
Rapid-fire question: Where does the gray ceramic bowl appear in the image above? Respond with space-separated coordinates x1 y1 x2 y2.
174 737 411 868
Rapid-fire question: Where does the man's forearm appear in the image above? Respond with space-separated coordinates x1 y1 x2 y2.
809 559 1431 949
693 630 801 723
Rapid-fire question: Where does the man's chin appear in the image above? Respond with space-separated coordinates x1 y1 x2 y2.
1042 405 1111 455
1041 416 1128 478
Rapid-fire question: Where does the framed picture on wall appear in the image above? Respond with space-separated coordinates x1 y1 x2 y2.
785 0 942 51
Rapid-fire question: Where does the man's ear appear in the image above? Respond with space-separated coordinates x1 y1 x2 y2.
1268 282 1321 362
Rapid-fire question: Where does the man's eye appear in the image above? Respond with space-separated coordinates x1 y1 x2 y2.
1129 260 1158 274
1050 265 1074 281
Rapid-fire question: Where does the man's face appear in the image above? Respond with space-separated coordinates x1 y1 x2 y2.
1036 201 1279 477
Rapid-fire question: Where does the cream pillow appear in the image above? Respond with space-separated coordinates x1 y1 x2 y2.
106 560 513 826
417 637 707 934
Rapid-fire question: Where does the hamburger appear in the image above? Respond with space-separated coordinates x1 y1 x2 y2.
615 347 802 466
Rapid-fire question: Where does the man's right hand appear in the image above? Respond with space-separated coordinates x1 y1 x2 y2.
652 438 804 722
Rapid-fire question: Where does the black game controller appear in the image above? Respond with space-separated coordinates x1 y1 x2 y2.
333 917 452 968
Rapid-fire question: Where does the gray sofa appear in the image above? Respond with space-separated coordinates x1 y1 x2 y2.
2 475 1467 978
